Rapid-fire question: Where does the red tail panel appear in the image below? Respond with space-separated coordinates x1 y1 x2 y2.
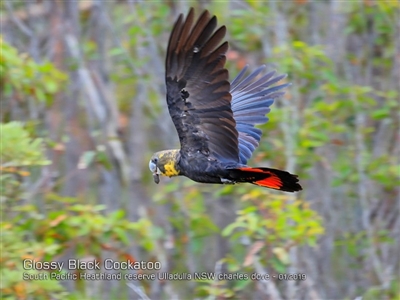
233 167 302 192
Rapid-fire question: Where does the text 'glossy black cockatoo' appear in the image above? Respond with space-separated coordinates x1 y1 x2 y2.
149 8 302 192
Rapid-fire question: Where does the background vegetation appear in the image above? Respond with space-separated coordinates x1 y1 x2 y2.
1 1 399 299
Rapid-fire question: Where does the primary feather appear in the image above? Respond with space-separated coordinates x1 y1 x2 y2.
165 9 239 163
231 65 290 164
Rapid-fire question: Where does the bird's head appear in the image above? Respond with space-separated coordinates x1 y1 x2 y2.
149 149 181 184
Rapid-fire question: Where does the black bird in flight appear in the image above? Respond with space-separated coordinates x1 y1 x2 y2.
149 8 302 192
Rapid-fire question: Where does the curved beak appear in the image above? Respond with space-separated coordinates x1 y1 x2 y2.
153 173 160 184
149 160 160 184
149 160 157 173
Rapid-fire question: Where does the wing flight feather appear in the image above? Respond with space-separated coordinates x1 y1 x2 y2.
165 9 239 162
231 65 290 164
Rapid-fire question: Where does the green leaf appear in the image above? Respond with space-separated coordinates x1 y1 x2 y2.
222 222 245 236
1 122 51 167
77 151 96 169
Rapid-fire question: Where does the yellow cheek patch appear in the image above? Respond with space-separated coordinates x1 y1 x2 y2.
163 161 179 177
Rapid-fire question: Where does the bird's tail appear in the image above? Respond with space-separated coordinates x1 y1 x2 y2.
229 167 302 192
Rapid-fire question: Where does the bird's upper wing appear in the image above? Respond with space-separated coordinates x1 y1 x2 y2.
165 9 239 163
231 65 290 164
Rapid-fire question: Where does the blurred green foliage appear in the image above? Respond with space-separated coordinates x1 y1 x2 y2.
0 39 164 299
1 122 50 167
0 36 67 108
222 192 323 248
0 120 67 299
1 122 50 204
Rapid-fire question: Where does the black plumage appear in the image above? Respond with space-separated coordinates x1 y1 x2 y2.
149 8 302 192
165 9 238 163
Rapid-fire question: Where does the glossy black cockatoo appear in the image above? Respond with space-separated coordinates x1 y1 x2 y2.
149 9 302 192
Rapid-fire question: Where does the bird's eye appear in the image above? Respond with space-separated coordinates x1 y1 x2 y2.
153 158 158 164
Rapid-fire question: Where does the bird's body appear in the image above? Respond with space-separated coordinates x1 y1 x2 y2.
149 8 302 192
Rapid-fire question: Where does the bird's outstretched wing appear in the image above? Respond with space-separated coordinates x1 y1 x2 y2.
165 9 239 163
231 66 290 164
